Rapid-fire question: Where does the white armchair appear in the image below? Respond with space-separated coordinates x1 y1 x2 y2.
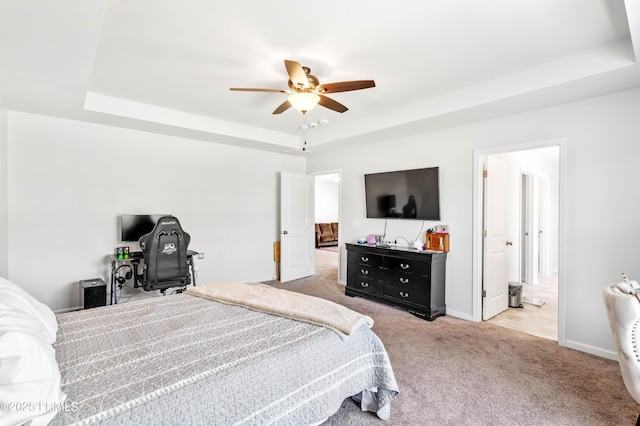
603 279 640 425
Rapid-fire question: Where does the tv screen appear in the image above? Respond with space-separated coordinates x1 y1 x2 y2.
364 167 440 220
120 214 170 242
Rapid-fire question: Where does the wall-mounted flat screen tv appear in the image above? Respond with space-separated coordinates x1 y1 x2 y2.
364 167 440 220
120 214 170 242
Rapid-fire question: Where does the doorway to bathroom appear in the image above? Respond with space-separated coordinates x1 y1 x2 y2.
479 144 561 341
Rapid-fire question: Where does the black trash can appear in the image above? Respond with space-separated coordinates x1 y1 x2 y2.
508 282 523 308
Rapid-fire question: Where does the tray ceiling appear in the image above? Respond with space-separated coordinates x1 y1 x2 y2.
1 0 639 153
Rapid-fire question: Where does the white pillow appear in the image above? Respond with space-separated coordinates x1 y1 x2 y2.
0 326 66 426
0 277 57 343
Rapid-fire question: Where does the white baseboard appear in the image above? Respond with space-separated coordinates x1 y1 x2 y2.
445 308 473 322
255 275 278 282
565 339 618 361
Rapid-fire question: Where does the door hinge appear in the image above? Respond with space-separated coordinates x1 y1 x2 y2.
482 229 487 238
483 170 488 178
482 290 487 297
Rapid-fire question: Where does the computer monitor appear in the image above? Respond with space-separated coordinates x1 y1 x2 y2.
120 214 170 242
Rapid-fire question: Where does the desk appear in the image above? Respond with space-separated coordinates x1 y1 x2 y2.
108 250 198 305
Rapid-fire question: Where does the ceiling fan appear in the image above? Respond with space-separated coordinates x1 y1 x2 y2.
230 59 375 114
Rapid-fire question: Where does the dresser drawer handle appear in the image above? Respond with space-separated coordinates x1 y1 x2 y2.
360 282 369 288
400 277 409 284
400 263 410 270
400 291 409 298
360 269 369 275
361 256 369 262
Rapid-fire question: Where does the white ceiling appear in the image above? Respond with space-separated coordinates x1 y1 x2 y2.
1 0 639 154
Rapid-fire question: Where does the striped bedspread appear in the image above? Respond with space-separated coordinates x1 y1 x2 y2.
51 291 398 425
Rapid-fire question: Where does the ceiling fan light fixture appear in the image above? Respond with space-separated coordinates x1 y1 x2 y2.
230 60 374 115
288 92 320 113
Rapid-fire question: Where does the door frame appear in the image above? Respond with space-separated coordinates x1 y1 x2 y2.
472 137 567 346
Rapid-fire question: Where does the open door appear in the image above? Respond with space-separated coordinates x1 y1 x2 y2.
280 172 315 282
482 156 510 320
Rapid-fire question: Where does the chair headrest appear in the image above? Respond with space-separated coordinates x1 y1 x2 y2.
152 216 183 234
139 215 190 250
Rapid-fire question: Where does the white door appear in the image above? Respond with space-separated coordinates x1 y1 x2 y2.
482 156 510 320
537 175 550 276
520 172 533 284
280 172 315 282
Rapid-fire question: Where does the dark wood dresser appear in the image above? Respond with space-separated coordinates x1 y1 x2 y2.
345 243 447 321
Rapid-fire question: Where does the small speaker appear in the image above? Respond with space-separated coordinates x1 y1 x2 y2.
79 278 107 309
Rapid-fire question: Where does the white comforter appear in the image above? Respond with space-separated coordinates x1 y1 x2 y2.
51 290 398 425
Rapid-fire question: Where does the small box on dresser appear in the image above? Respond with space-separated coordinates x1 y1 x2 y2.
345 243 447 321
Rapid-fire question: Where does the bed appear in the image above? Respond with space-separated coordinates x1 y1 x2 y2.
0 279 399 425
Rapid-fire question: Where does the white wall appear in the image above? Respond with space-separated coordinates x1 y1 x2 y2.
314 178 339 223
7 112 305 311
307 88 640 358
0 96 7 278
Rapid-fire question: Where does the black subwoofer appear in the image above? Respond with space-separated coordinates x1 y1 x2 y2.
79 278 107 309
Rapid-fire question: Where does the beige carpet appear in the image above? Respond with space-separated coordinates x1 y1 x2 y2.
265 249 637 425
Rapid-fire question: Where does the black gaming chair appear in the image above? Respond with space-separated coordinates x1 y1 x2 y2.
134 216 192 293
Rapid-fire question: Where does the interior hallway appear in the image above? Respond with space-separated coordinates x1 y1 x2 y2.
487 275 558 341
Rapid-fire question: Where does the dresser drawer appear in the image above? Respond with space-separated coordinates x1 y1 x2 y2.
350 264 383 281
384 283 428 306
386 271 428 292
347 275 383 294
348 250 383 268
385 257 430 276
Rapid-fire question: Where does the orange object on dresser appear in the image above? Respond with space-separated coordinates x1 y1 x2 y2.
425 233 450 252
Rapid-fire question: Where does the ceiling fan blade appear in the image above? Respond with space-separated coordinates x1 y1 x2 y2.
284 60 309 89
317 80 375 94
272 100 292 114
318 95 348 113
229 88 288 93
